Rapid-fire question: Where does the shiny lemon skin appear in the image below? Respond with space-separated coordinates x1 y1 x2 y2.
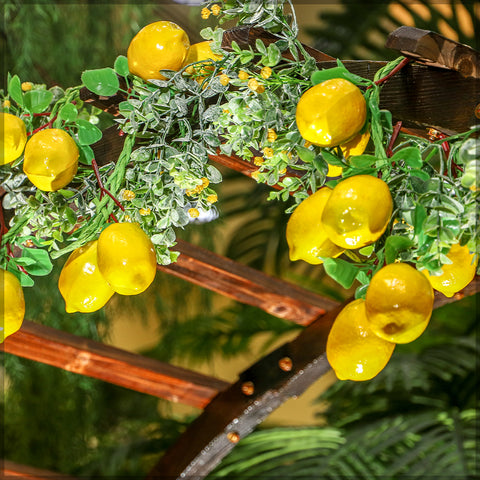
296 78 367 148
58 240 115 313
97 222 157 295
327 299 395 381
286 187 344 264
1 112 27 165
326 130 371 177
127 21 190 81
422 243 477 297
322 174 393 249
182 41 222 76
23 128 79 191
1 269 25 342
365 263 434 344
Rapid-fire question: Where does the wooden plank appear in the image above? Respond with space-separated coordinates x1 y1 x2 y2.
147 277 479 479
161 239 339 326
386 26 480 79
2 460 79 479
2 320 228 409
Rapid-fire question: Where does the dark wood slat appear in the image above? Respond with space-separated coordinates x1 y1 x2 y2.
386 26 480 79
160 239 340 326
3 460 79 479
147 278 479 479
2 320 228 409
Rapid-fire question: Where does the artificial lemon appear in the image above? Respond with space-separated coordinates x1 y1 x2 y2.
365 263 434 344
295 78 366 148
127 21 190 81
23 128 79 191
58 240 115 313
286 187 344 264
97 222 157 295
327 299 395 381
1 269 25 342
182 41 222 76
422 243 477 297
326 130 371 177
1 112 27 165
322 174 393 249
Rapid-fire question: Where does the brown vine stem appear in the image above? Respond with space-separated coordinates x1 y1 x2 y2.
386 121 403 158
373 57 411 87
28 115 58 136
91 158 124 223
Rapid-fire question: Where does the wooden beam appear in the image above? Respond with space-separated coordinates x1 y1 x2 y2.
2 460 79 479
2 320 229 409
161 239 339 326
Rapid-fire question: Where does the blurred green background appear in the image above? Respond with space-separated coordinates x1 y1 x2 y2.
1 1 478 478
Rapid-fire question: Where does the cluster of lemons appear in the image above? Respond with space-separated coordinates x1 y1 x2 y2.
289 78 478 381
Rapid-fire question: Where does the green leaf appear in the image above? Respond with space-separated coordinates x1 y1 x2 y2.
78 144 94 165
391 146 423 168
296 145 315 163
266 43 281 67
409 169 430 181
255 38 267 55
114 55 130 77
81 68 119 96
322 257 359 289
23 89 53 114
21 248 53 276
322 149 344 166
58 103 78 122
350 154 377 168
413 203 427 237
311 66 365 86
385 235 414 264
8 75 23 106
76 119 102 146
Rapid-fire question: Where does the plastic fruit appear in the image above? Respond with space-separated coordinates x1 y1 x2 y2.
365 263 434 344
322 174 393 249
295 78 366 148
1 269 25 342
326 299 395 381
127 21 190 81
23 128 79 191
1 112 27 165
58 240 115 313
340 130 370 158
97 222 157 295
182 41 222 76
286 187 344 264
422 243 477 297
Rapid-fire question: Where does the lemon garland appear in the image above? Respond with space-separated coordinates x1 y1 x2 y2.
0 0 478 293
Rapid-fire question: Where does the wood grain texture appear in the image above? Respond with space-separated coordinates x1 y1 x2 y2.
386 26 480 79
146 278 479 479
2 460 79 479
2 320 228 409
160 239 339 325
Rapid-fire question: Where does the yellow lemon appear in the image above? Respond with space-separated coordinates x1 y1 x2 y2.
127 21 190 81
422 243 477 297
1 269 25 342
97 222 157 295
327 299 395 381
182 41 222 77
365 263 434 344
296 78 366 148
322 174 393 249
340 130 371 158
1 112 27 165
286 187 344 264
58 240 115 313
23 128 79 191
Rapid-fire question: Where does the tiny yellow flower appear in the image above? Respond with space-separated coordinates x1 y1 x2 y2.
267 128 277 142
121 189 136 201
248 78 259 91
139 208 151 216
207 193 218 204
124 214 132 222
223 108 230 114
202 177 210 188
260 66 272 79
21 82 33 92
279 167 287 175
219 73 230 86
185 189 195 196
3 100 11 108
304 141 312 148
201 7 211 19
263 147 274 158
253 156 264 166
188 207 200 218
256 84 265 94
251 170 261 181
238 70 249 81
211 4 221 15
24 239 35 248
